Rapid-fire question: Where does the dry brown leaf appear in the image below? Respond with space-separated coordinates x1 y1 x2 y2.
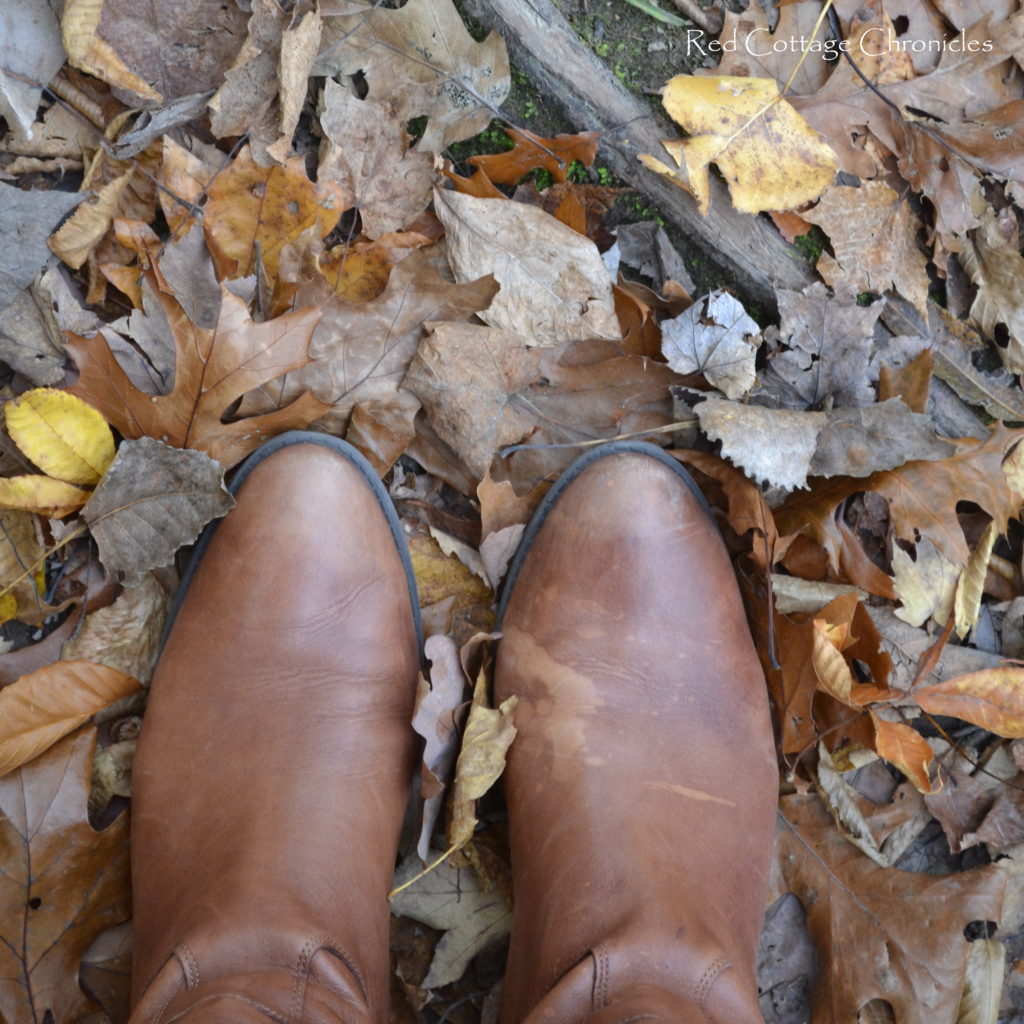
955 521 999 638
317 78 434 239
778 793 1005 1023
957 937 1004 1024
67 273 328 468
915 668 1024 738
81 438 235 579
0 511 45 626
345 394 420 477
0 729 131 1022
404 323 543 479
468 127 599 184
0 662 140 778
315 0 510 152
803 182 930 314
891 537 959 628
434 188 620 346
203 145 345 283
870 715 934 794
48 171 132 271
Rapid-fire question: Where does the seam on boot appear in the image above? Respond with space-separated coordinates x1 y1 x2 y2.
163 993 284 1024
288 932 369 1024
693 955 729 1024
149 954 190 1024
178 944 201 989
592 943 611 1011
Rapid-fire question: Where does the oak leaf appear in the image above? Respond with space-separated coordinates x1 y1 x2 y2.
0 729 131 1023
66 277 329 468
778 793 1005 1023
641 75 837 215
0 661 140 778
468 127 599 185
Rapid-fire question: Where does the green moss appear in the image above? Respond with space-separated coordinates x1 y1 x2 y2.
793 226 827 264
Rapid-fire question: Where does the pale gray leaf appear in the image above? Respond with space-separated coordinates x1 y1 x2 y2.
159 223 221 329
616 221 695 293
390 850 511 989
0 182 83 308
661 290 759 399
82 438 234 579
110 91 214 159
0 0 65 140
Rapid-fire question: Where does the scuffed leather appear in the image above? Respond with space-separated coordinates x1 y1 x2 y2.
495 453 777 1024
130 444 419 1024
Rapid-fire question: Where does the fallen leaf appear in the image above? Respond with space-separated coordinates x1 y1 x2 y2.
760 283 883 410
642 74 837 215
48 171 133 271
778 793 1005 1023
62 573 170 684
79 920 132 1024
0 662 140 778
413 635 469 861
915 668 1024 738
0 475 92 518
448 649 517 849
4 389 115 487
67 279 328 468
202 145 344 283
433 188 620 346
957 937 1004 1024
870 715 935 794
0 0 66 141
345 394 420 477
468 127 599 185
404 323 542 479
660 290 759 399
0 511 45 625
389 850 511 990
158 222 220 330
0 182 83 309
803 182 931 313
955 522 999 639
0 729 131 1023
892 538 959 628
318 78 434 239
269 9 322 164
615 220 696 293
80 438 234 578
315 0 510 152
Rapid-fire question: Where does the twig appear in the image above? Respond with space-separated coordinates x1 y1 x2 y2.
670 0 722 35
388 843 460 898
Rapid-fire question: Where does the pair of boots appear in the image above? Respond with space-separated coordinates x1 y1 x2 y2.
129 433 777 1024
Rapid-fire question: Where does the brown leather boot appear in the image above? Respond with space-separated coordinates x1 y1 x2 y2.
129 434 421 1024
494 443 777 1024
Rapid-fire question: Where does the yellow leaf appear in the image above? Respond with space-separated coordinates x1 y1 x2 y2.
49 170 133 269
61 0 161 102
4 388 114 486
954 521 999 639
0 511 46 625
811 618 856 704
0 476 91 517
915 668 1024 738
641 74 837 216
447 648 517 850
870 714 934 794
0 660 141 777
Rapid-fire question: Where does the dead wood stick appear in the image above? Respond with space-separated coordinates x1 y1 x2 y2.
459 0 816 309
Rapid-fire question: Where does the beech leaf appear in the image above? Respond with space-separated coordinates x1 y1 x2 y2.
915 669 1024 738
870 715 935 795
0 661 140 778
81 438 235 579
0 729 131 1023
4 388 114 486
0 475 91 518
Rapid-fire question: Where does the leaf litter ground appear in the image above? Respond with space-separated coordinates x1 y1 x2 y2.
2 0 1024 1022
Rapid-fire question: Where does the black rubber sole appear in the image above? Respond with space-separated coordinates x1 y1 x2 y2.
159 431 423 660
495 440 716 627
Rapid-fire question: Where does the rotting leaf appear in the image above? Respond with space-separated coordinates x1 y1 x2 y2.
0 729 131 1024
0 661 140 778
81 438 234 579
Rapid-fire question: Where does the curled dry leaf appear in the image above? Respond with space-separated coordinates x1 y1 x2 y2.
870 715 935 795
956 937 1004 1024
914 669 1024 738
433 188 620 346
0 729 131 1024
641 75 837 215
49 171 133 271
81 438 234 579
954 522 999 639
447 649 517 850
4 388 114 487
0 661 140 778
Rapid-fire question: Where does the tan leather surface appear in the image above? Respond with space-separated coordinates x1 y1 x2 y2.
130 444 419 1023
495 453 776 1024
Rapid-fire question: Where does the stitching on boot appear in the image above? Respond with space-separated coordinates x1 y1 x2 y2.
149 953 191 1024
288 934 322 1024
693 955 730 1024
176 944 201 989
164 993 285 1024
591 944 611 1010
